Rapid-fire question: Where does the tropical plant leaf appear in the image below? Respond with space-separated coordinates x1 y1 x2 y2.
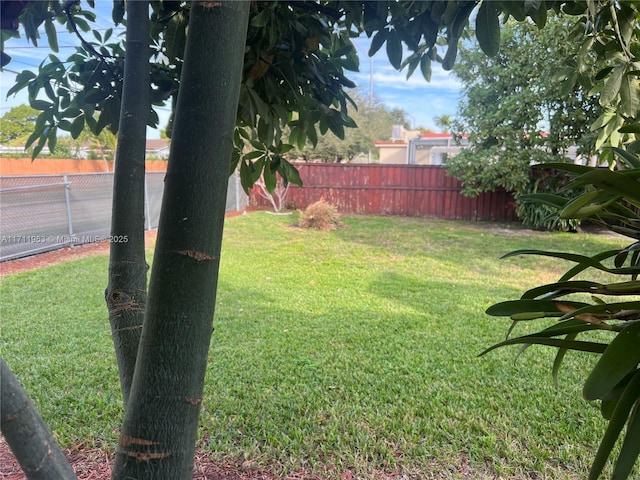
480 336 608 357
572 169 640 204
588 370 640 480
583 321 640 401
485 299 588 317
611 400 640 479
521 280 609 300
613 147 640 168
516 193 570 209
552 332 577 387
501 249 639 276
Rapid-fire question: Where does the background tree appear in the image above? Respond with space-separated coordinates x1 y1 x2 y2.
445 13 602 229
0 104 38 145
434 114 452 133
293 90 410 162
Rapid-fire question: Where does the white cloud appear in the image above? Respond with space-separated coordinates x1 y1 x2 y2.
348 36 463 131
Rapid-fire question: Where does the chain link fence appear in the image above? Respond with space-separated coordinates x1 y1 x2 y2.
0 171 248 262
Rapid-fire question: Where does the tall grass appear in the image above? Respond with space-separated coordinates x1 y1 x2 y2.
0 213 631 478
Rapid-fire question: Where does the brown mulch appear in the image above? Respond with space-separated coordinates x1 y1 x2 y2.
0 435 321 480
0 434 432 480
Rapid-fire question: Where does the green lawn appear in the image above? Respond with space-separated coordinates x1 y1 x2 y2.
0 213 633 479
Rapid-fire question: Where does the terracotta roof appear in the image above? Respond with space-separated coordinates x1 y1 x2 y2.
146 139 169 151
420 132 453 138
375 141 407 146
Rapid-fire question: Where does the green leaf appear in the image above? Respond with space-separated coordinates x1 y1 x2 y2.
501 249 634 275
517 193 569 210
239 160 253 194
480 336 607 357
521 280 607 300
620 74 640 117
501 0 526 21
31 134 47 160
44 20 59 52
476 1 500 57
559 190 620 219
420 54 432 82
386 30 402 70
282 159 302 187
573 169 640 204
6 70 36 97
250 10 271 28
618 123 640 134
529 0 547 28
243 150 264 162
70 115 85 139
553 332 578 387
600 65 625 107
263 159 276 193
30 99 52 111
611 400 640 479
588 371 640 480
595 66 615 81
558 250 627 282
74 16 90 33
442 36 458 71
47 126 57 153
612 148 640 168
368 28 388 57
486 299 588 317
326 110 345 139
583 321 640 401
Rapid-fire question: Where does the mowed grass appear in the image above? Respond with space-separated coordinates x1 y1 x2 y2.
0 213 634 478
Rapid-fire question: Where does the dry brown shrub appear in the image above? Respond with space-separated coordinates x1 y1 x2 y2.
298 199 342 231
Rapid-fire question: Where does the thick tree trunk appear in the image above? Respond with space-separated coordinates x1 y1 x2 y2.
111 2 250 478
0 358 77 480
104 1 150 406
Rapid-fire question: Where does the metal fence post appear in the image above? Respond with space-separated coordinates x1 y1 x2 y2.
63 175 74 238
144 174 152 231
235 169 241 211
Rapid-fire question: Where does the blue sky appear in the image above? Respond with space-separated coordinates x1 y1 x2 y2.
1 4 462 139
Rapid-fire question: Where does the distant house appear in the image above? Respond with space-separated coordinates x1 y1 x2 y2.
375 127 595 166
375 127 468 165
145 139 170 159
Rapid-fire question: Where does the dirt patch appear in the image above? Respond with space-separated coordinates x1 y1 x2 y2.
0 435 492 480
0 436 287 480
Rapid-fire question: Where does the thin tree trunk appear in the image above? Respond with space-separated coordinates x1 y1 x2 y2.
111 2 250 478
104 0 150 406
0 358 77 480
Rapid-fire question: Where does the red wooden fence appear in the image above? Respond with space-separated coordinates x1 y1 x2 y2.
251 163 518 221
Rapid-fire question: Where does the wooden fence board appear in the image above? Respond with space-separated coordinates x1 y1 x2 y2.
250 163 518 222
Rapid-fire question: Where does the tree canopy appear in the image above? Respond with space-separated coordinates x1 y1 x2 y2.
447 13 602 196
293 90 409 162
0 104 38 145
